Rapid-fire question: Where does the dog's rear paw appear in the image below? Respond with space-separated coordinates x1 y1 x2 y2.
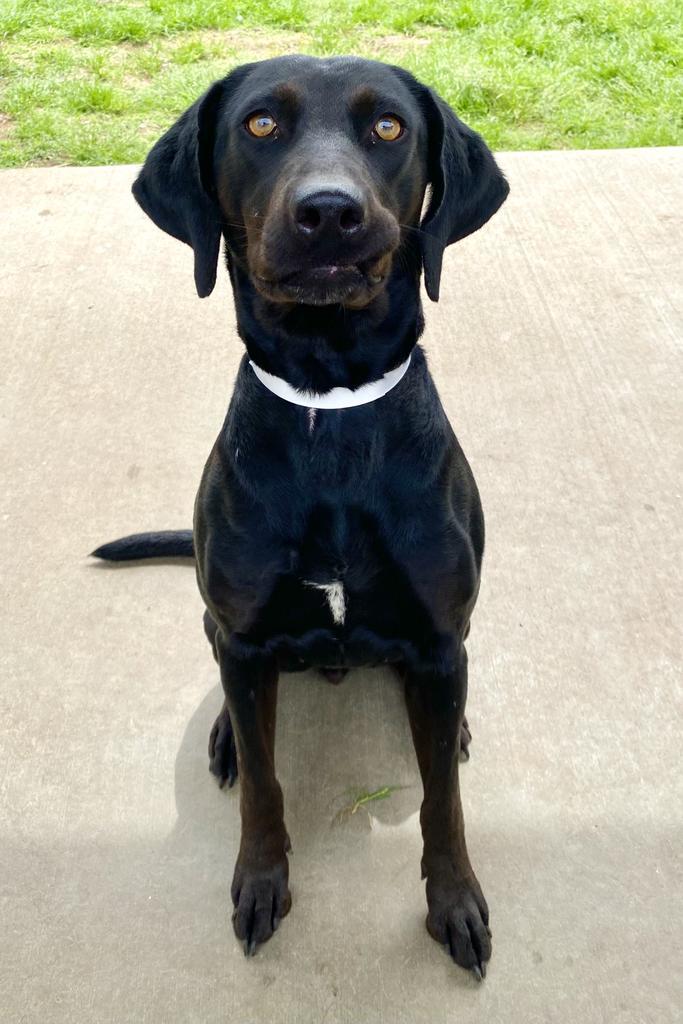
459 716 472 762
425 867 491 979
231 856 291 956
209 705 238 788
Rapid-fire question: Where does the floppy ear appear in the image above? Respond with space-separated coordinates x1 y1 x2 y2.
132 78 229 298
419 90 509 302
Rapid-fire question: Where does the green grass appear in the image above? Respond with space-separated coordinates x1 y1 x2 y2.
333 784 408 824
0 1 681 166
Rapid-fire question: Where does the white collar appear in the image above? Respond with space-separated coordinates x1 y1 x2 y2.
248 354 412 410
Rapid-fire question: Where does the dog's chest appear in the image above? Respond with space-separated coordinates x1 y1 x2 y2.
300 580 347 625
244 502 447 670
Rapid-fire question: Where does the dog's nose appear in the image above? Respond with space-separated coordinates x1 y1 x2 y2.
293 189 365 239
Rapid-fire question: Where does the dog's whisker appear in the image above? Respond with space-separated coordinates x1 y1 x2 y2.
397 222 431 238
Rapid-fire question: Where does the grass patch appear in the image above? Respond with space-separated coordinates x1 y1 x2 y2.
0 1 681 166
333 784 407 824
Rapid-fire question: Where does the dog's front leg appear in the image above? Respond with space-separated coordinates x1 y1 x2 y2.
404 645 491 978
215 633 291 955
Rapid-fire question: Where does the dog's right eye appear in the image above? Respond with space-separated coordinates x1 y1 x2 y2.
373 114 404 142
245 112 278 138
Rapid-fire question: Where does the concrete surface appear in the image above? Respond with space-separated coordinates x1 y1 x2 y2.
1 148 682 1024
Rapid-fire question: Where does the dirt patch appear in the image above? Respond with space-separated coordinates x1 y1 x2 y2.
366 28 442 57
0 113 15 138
374 33 433 49
120 27 311 85
178 27 311 59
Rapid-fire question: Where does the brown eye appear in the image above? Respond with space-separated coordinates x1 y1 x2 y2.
374 114 403 141
246 112 277 138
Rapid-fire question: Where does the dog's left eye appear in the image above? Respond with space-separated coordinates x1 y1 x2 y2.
245 112 278 138
373 115 404 141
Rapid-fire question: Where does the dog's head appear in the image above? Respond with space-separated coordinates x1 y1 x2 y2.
133 55 508 305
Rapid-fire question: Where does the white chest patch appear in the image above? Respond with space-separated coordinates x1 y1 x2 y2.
303 580 346 625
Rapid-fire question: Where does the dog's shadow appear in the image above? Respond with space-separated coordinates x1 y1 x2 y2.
172 666 422 859
156 665 428 972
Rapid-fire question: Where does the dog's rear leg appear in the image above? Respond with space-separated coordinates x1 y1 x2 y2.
404 645 491 979
215 631 291 956
204 611 239 787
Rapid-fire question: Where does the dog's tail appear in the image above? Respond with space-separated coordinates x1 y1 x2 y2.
91 529 194 562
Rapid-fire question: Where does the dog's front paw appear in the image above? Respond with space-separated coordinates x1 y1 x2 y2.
425 863 491 979
231 854 291 956
208 706 238 788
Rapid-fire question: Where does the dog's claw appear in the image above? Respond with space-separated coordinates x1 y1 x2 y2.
472 963 483 982
244 937 257 957
216 768 236 790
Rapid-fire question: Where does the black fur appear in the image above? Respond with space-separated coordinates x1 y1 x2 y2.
91 530 193 561
93 56 508 977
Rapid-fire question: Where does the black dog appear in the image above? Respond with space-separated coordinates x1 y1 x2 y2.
93 55 509 978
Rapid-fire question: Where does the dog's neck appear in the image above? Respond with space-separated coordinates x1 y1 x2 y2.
248 353 412 408
226 257 425 395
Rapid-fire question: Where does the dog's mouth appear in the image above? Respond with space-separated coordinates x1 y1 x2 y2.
254 253 392 307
